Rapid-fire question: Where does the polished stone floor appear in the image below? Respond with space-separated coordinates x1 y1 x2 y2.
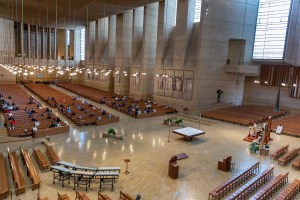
2 86 300 200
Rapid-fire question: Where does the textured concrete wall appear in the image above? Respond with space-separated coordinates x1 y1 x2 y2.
132 6 144 66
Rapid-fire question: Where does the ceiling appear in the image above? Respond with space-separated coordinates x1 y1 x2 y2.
0 0 159 28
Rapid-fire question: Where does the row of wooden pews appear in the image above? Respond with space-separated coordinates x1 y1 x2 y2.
278 148 300 166
0 153 9 200
275 179 300 199
0 84 70 137
249 172 289 200
58 191 135 200
56 82 177 118
226 167 274 199
33 148 50 171
208 162 259 199
25 83 119 127
270 145 289 160
202 105 287 126
20 149 41 190
8 150 26 195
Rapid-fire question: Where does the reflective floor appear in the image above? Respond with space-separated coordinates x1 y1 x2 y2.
2 86 300 200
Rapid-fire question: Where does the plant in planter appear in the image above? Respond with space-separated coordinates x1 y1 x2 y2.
107 128 116 135
175 118 183 124
216 89 223 103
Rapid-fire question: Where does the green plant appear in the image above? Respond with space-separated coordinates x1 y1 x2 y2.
108 128 116 135
249 142 259 153
175 118 183 124
165 118 173 122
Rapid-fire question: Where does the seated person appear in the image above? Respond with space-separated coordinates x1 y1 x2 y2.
137 110 142 115
102 110 106 115
47 114 52 119
34 120 40 127
89 113 94 117
8 95 12 99
276 124 283 135
71 112 75 116
49 121 56 128
107 114 112 118
32 125 38 133
97 115 101 121
9 124 14 130
10 119 17 125
78 114 82 119
8 112 13 120
23 129 28 136
56 122 61 127
56 117 61 123
31 117 36 122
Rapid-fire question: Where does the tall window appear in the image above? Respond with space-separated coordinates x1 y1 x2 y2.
80 28 85 60
66 30 70 45
194 0 202 23
253 0 292 59
174 0 178 26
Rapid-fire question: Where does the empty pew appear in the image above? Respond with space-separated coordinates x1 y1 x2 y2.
20 149 41 190
75 191 90 200
57 191 70 200
120 191 135 200
45 146 60 165
226 167 274 200
208 162 260 199
0 153 9 200
33 148 50 171
270 145 289 160
292 158 300 170
8 151 26 195
250 172 289 200
278 148 300 166
98 192 112 200
275 179 300 200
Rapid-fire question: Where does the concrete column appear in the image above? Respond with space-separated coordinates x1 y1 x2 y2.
48 28 51 59
74 29 81 63
132 7 144 66
54 28 57 59
88 21 96 64
114 11 133 95
97 17 109 64
57 29 66 60
173 0 195 68
35 26 38 59
156 0 177 67
108 15 116 67
134 2 158 98
28 24 31 59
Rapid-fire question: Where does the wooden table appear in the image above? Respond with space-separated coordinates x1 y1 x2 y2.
173 127 205 140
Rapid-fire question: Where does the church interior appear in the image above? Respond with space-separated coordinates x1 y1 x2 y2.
0 0 300 199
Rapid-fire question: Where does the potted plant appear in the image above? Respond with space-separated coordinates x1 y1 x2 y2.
164 118 173 125
103 128 123 140
216 89 223 103
175 118 183 124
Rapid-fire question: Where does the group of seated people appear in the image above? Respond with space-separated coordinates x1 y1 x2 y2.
249 122 284 142
1 99 18 111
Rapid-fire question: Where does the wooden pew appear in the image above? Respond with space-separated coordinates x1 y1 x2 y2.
20 149 41 190
33 148 50 171
8 151 26 195
292 158 300 170
250 173 289 200
217 156 232 172
270 145 289 160
120 191 135 200
0 153 9 200
57 191 70 200
75 191 90 200
45 146 60 165
226 167 274 200
208 162 260 199
275 179 300 200
278 148 300 166
98 192 112 200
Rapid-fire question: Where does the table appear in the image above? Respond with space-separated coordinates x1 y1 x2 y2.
173 127 205 140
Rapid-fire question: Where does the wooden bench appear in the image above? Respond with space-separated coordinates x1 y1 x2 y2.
120 191 135 200
57 191 70 200
208 162 260 199
8 151 26 195
98 192 112 200
250 173 289 200
0 153 9 200
278 148 300 166
45 146 60 165
226 167 274 200
20 149 41 190
292 158 300 169
33 148 50 171
75 191 90 200
275 179 300 200
270 145 289 160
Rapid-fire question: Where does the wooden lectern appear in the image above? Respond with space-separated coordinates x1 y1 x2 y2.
124 159 130 175
168 156 179 179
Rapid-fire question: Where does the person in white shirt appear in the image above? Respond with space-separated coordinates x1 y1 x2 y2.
34 120 40 127
276 124 283 135
32 125 38 133
56 122 61 127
